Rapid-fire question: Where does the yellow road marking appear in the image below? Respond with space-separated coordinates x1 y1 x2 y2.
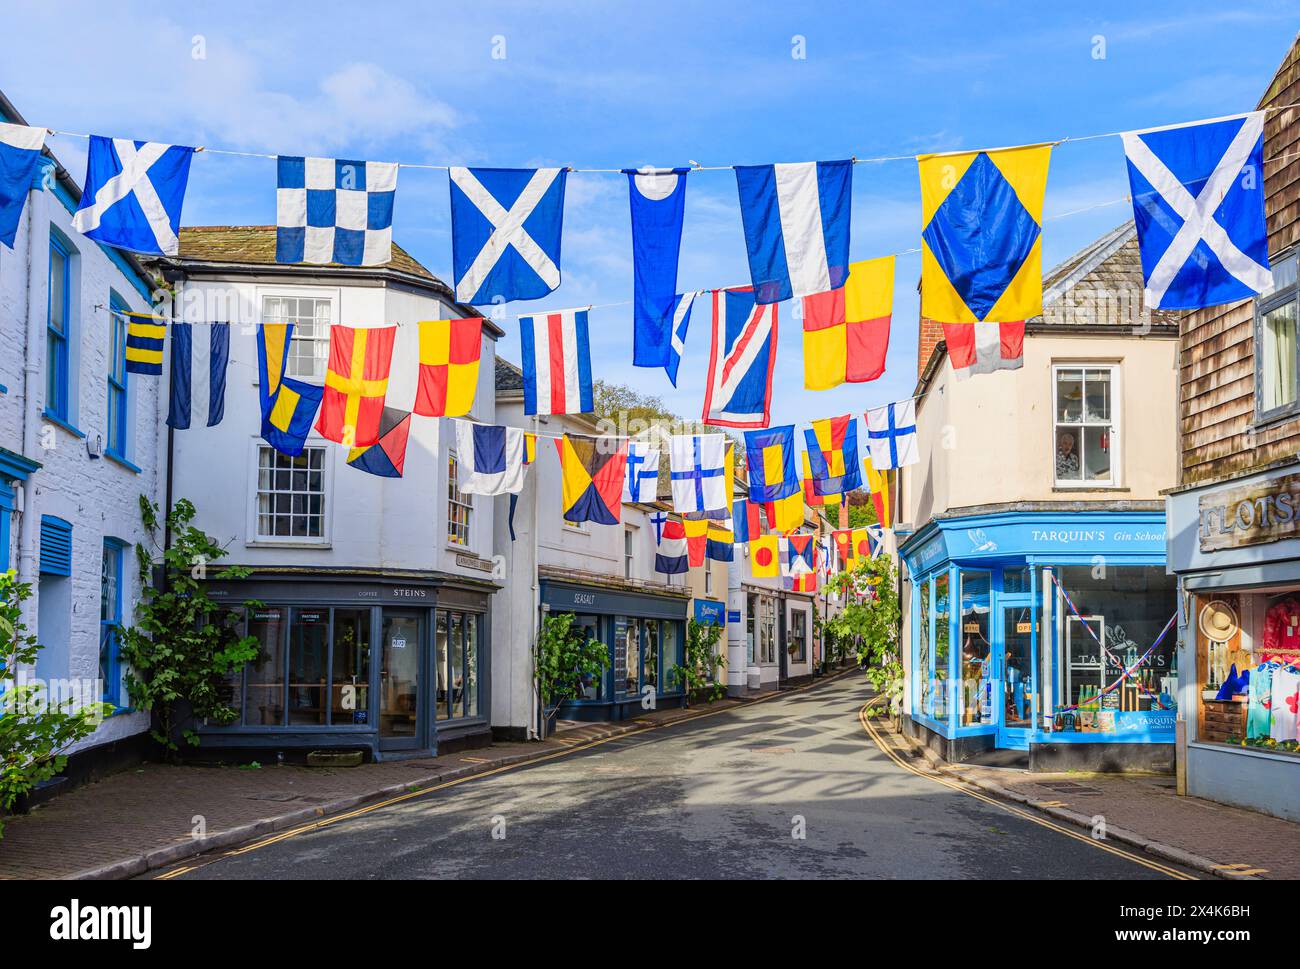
155 668 862 878
857 702 1197 881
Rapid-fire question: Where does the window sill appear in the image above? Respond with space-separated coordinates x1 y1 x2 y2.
1051 484 1127 492
245 539 332 549
42 411 86 440
105 450 141 474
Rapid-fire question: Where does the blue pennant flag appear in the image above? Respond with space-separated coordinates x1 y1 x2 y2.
167 322 230 429
1122 112 1272 310
665 291 699 387
72 136 195 256
624 167 689 368
734 160 852 305
0 123 46 248
450 167 567 304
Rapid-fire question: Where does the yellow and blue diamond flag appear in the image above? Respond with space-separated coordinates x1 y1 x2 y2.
918 144 1052 323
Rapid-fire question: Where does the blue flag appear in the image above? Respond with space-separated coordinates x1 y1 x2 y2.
450 167 567 304
72 136 195 256
257 323 323 457
1122 112 1272 310
0 123 46 248
167 323 230 429
624 167 689 369
735 160 852 304
665 291 699 387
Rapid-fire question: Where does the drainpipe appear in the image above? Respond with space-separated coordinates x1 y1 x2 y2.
528 413 541 740
16 162 50 628
726 536 745 697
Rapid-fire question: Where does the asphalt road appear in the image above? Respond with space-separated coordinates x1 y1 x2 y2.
166 674 1190 879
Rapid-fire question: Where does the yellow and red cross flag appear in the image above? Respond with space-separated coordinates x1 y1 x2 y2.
316 324 397 447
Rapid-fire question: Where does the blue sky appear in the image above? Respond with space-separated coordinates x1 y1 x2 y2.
5 1 1298 427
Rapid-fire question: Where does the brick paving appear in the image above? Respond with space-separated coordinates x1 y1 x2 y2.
0 691 769 880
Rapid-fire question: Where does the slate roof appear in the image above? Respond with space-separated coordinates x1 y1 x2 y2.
176 225 436 280
495 357 525 395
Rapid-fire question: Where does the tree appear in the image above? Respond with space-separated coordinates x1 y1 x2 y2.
827 555 902 717
534 612 610 734
843 490 879 527
667 618 725 706
0 571 111 836
118 496 260 755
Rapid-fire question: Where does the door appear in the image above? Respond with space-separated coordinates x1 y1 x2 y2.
380 610 424 750
997 603 1036 750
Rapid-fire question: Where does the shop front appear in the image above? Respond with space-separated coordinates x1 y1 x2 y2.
900 510 1177 771
200 571 496 760
743 584 781 690
544 578 689 721
1167 464 1300 821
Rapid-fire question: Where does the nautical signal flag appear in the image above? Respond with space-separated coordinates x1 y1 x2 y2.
556 433 627 525
669 434 729 515
832 529 853 567
765 491 804 534
520 307 594 416
655 519 689 575
454 420 527 495
785 534 816 576
524 431 537 465
124 313 167 375
706 521 734 563
414 317 482 417
864 399 918 470
804 414 861 497
166 322 229 429
942 321 1024 379
346 407 411 478
625 167 690 370
702 287 777 429
863 456 893 529
918 144 1051 323
73 137 195 256
750 534 780 578
317 324 397 447
684 516 709 568
257 323 325 458
802 452 841 508
622 441 660 504
743 425 799 504
733 498 763 544
801 256 893 391
0 123 47 248
734 160 852 304
851 527 873 564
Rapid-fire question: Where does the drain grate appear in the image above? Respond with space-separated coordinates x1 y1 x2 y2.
1038 781 1104 796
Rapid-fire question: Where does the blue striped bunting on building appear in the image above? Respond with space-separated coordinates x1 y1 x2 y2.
166 322 230 429
124 313 167 375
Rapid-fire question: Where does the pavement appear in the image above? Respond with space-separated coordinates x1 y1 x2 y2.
147 674 1195 879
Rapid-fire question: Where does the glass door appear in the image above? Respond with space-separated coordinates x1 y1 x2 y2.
380 610 424 750
996 600 1036 751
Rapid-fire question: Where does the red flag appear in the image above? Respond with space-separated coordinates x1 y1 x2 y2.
942 322 1024 379
317 325 397 446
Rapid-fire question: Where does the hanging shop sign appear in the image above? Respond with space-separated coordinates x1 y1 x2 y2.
1198 472 1300 552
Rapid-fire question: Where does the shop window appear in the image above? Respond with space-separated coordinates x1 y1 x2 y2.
746 593 757 666
615 617 640 695
263 294 332 381
917 577 931 717
1052 566 1178 736
287 608 330 724
643 619 659 692
565 613 602 701
46 233 73 422
331 609 370 725
256 446 326 539
99 539 125 706
107 293 130 460
958 571 991 726
1053 365 1117 487
246 607 287 725
435 609 482 719
758 597 777 665
1256 250 1300 420
932 572 950 721
789 610 807 663
1002 567 1032 595
447 451 472 547
661 621 681 688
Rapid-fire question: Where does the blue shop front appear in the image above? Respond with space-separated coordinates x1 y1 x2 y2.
543 578 689 721
899 510 1178 771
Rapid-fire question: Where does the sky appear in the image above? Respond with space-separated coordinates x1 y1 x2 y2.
4 1 1299 429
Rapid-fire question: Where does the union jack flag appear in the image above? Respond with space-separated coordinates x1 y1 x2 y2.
701 287 777 428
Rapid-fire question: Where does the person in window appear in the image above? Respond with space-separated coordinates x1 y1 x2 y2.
1056 430 1080 479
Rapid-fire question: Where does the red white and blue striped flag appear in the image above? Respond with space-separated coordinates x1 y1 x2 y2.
520 307 594 416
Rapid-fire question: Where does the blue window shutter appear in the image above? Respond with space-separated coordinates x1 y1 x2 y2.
39 516 72 576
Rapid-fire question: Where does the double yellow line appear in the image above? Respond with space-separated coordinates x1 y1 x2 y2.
857 702 1198 881
157 669 860 879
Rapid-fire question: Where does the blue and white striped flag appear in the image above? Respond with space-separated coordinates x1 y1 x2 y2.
167 323 230 429
735 160 852 304
0 122 46 248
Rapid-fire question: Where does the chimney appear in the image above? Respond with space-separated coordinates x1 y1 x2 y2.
917 313 945 380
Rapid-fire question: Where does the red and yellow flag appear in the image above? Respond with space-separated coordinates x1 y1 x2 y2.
765 490 804 533
802 452 841 508
801 256 893 391
414 318 482 417
863 455 892 528
317 325 397 447
684 517 709 568
750 534 780 578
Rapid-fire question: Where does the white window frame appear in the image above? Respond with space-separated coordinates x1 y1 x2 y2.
447 450 473 549
246 439 333 546
1051 363 1121 489
1255 249 1300 423
623 526 636 579
705 565 713 596
258 287 339 383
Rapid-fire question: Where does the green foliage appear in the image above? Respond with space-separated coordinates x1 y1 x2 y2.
535 612 610 716
0 571 111 835
828 555 903 714
843 491 879 527
117 496 260 754
668 618 726 705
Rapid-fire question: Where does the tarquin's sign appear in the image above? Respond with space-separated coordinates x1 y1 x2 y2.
1199 473 1300 551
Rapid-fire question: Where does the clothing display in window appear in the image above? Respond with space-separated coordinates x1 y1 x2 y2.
1247 662 1274 740
1269 666 1300 742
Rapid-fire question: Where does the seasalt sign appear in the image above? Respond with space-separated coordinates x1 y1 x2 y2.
1199 473 1300 552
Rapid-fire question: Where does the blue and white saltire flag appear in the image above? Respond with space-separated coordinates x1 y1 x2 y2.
864 398 919 470
625 167 689 368
454 420 527 496
701 287 777 429
166 322 230 429
734 159 852 304
276 156 398 266
669 433 728 514
1122 112 1272 310
519 307 593 416
622 441 660 503
72 136 196 256
665 291 700 387
450 167 567 304
0 123 46 248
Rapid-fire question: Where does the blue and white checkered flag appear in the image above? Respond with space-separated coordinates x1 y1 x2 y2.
276 156 398 266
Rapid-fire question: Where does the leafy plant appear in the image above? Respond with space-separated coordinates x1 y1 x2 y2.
118 496 260 755
668 618 726 706
535 612 610 732
0 571 112 835
828 555 903 716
